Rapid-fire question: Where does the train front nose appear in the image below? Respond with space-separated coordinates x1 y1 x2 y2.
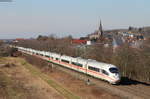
115 76 121 83
109 67 120 84
112 73 121 84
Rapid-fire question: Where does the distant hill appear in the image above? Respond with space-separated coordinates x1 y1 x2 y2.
105 26 150 33
105 29 128 33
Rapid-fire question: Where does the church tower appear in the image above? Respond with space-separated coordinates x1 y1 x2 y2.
98 20 103 37
88 19 104 40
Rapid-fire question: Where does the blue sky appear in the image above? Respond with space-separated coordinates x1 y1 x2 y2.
0 0 150 39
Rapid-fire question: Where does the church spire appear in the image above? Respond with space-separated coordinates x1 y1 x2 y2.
99 20 103 37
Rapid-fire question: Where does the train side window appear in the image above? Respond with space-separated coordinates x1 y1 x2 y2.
72 62 77 66
56 58 59 60
102 70 109 75
45 55 49 58
71 62 83 67
88 66 100 72
61 59 69 63
77 63 83 67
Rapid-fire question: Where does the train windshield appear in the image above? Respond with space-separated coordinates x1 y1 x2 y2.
109 68 119 73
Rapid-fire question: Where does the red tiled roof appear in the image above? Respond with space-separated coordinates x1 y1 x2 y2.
15 38 25 41
72 39 87 44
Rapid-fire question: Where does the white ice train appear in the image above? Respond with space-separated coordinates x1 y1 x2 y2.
16 46 120 84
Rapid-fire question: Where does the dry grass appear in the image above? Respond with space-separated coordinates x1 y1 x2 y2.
0 57 69 99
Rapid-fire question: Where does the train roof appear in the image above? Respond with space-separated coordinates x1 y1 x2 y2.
71 57 88 65
45 52 51 56
51 53 61 58
87 60 116 69
61 55 72 61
